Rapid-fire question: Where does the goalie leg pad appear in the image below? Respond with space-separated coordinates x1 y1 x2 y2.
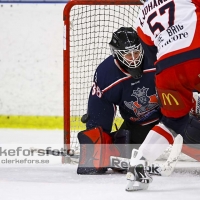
181 116 200 161
182 144 200 161
113 129 132 159
184 115 200 145
110 129 132 172
77 127 120 174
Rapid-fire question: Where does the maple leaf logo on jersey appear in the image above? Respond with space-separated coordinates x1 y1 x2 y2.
124 87 159 119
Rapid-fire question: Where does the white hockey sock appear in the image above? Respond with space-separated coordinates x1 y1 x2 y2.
138 122 174 163
130 149 145 166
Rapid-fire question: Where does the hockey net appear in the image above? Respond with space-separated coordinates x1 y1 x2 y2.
63 0 196 163
63 0 142 162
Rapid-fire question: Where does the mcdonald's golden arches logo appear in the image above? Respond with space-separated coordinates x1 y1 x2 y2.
157 89 184 111
162 93 179 105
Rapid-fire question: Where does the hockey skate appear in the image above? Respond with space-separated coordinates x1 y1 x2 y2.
125 149 152 191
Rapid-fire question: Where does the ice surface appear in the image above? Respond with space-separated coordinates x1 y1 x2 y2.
0 129 200 200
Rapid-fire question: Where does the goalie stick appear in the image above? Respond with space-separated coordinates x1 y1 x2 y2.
31 146 161 175
30 134 183 176
111 134 183 177
110 156 162 176
160 134 183 176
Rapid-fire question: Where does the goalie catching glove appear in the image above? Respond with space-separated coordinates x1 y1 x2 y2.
77 127 132 174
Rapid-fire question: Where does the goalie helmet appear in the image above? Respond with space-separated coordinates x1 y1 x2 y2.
109 27 144 79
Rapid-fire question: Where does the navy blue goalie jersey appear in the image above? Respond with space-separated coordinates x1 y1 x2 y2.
86 55 161 133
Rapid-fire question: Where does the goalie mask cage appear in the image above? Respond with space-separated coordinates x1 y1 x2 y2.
63 0 142 163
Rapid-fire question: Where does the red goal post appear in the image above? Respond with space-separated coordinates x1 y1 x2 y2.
63 0 142 163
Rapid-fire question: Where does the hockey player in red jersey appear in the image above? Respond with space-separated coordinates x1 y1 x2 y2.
125 0 200 191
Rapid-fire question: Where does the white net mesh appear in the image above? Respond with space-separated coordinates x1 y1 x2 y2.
64 3 197 164
67 4 141 153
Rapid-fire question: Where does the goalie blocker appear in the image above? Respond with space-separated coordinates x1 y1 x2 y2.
77 127 133 174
